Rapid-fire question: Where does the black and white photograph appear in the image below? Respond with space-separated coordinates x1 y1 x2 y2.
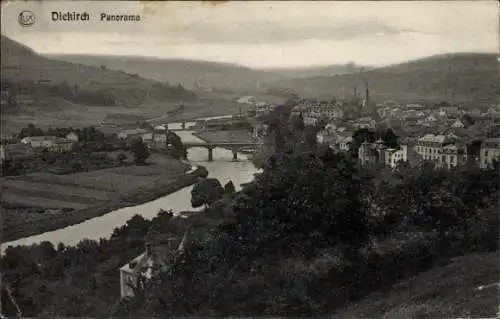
0 1 499 317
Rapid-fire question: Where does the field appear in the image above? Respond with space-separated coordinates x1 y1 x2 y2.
0 154 197 241
1 155 188 209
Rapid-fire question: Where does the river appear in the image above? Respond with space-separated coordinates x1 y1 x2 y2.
2 121 258 251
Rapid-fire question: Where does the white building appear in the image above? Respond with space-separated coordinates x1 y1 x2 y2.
338 136 353 152
440 143 468 169
20 136 73 152
451 119 465 128
120 236 186 299
153 125 168 144
65 132 79 142
415 134 452 162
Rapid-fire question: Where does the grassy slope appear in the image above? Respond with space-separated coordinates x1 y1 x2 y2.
0 36 196 103
331 251 499 319
2 36 151 88
275 53 500 105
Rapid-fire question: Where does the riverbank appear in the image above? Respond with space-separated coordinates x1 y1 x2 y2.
1 166 208 243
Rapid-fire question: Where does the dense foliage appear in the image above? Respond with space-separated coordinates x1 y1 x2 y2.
130 138 150 165
166 131 187 159
190 178 224 208
18 124 44 139
1 214 154 317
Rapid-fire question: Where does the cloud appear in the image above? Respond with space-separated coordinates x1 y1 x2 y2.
173 21 431 44
1 0 497 68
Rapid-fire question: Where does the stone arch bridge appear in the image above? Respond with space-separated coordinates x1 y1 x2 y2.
183 141 263 161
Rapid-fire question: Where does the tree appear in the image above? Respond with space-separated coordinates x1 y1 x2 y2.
380 128 399 148
223 181 236 195
167 132 187 159
290 112 305 132
19 124 44 139
130 138 150 165
234 151 369 259
351 128 375 157
191 178 224 208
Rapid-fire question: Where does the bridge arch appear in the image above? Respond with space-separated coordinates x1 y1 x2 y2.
183 142 262 162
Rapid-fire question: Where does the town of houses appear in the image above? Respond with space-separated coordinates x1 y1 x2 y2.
2 88 500 173
289 87 500 170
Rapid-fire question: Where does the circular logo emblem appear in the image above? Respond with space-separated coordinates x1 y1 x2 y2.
18 10 36 27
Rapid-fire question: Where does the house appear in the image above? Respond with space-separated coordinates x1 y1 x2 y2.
440 143 468 169
20 136 73 152
316 130 338 146
338 135 353 152
142 133 153 146
323 123 337 134
303 117 318 126
436 102 460 116
480 138 500 169
451 119 465 128
120 217 217 299
415 134 453 162
358 141 381 166
425 115 438 124
377 106 392 119
65 132 79 142
118 128 148 144
120 236 184 298
152 125 168 144
292 100 344 121
388 149 404 168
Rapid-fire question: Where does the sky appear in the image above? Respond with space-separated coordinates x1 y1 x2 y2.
1 1 498 69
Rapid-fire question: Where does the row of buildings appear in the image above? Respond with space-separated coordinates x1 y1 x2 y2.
0 132 79 160
117 125 170 148
319 131 500 170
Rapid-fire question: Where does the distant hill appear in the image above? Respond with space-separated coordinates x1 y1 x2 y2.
273 53 500 105
47 54 371 93
266 63 372 79
47 54 287 93
1 35 197 106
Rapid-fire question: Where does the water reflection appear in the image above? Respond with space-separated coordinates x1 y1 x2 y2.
2 127 257 251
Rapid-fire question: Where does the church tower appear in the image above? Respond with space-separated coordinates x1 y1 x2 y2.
362 80 370 109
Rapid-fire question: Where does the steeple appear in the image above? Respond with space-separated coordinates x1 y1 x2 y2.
365 81 369 104
363 79 370 108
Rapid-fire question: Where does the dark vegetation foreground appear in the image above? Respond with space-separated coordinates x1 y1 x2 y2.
1 105 498 318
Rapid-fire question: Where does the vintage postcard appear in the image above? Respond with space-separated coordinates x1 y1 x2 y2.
1 1 499 318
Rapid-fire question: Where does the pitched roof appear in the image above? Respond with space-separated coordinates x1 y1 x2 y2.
419 134 448 143
119 128 147 135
